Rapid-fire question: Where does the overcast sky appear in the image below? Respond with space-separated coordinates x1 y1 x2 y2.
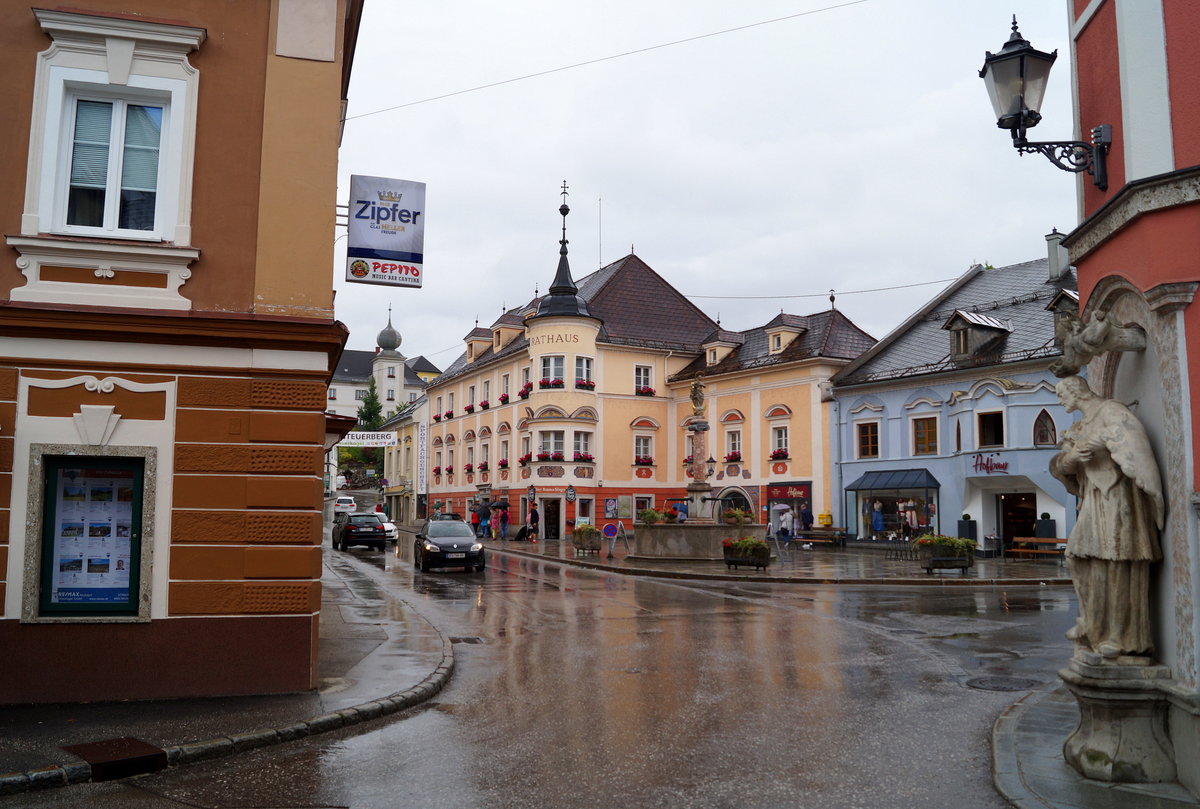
335 0 1081 368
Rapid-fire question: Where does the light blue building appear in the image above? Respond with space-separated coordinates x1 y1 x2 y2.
829 233 1080 553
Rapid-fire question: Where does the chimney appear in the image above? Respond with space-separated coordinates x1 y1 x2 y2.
1046 228 1071 281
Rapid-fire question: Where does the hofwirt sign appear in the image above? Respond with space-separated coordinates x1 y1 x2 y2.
346 175 426 288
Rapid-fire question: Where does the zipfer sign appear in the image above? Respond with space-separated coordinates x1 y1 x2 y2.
345 175 426 288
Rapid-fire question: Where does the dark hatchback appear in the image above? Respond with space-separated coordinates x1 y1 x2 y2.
333 512 387 551
414 520 485 572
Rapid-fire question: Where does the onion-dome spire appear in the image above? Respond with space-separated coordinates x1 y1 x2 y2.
376 305 402 352
533 181 594 319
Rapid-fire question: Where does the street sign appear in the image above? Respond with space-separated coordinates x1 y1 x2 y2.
565 486 576 503
527 485 536 500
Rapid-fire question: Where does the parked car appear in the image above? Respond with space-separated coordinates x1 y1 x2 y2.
414 520 484 572
380 519 398 542
334 496 356 514
333 512 387 551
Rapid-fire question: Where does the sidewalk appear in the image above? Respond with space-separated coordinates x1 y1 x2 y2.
0 550 452 795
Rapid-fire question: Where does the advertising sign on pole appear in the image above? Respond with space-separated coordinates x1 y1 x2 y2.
345 175 426 288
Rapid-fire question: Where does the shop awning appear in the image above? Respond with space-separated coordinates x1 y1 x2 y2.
844 469 940 491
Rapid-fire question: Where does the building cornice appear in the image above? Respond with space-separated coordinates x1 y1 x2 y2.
1064 165 1200 262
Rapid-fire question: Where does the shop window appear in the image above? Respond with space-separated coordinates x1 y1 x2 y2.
1033 409 1057 446
912 417 937 455
978 411 1005 448
37 456 145 618
856 421 880 459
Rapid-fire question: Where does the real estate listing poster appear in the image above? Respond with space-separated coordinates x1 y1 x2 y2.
49 466 136 607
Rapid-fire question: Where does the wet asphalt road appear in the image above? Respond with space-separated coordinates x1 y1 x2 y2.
15 543 1077 808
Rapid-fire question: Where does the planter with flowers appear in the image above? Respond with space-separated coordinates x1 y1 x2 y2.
722 536 771 570
573 451 594 463
638 508 663 525
723 508 751 527
463 463 473 474
518 382 533 400
443 410 453 420
634 456 654 466
464 404 475 414
571 523 602 554
549 451 565 462
480 400 490 410
575 379 596 390
769 448 790 461
913 534 975 574
635 385 655 397
432 465 442 476
433 413 442 422
539 378 565 389
497 458 509 469
723 451 742 464
518 453 532 467
499 392 510 404
477 461 489 472
536 452 551 462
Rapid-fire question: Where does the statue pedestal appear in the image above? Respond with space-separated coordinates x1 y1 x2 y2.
1059 652 1176 783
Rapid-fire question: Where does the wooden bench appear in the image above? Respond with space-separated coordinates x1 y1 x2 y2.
1007 537 1067 562
787 528 848 549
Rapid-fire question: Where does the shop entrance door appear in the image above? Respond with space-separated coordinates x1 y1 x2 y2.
542 498 561 540
998 492 1036 545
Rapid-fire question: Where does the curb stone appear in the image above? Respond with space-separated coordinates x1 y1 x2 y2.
1 604 455 796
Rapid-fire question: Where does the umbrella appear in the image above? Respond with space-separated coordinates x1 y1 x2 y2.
488 501 509 509
772 503 792 511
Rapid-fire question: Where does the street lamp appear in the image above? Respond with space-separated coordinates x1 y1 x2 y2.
705 456 717 479
979 16 1110 190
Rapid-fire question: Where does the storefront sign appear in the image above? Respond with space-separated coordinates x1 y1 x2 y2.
341 431 398 447
765 482 811 500
346 175 426 288
972 453 1009 474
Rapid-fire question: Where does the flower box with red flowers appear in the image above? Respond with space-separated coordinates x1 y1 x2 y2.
480 400 490 409
498 393 510 404
433 414 442 422
536 452 551 462
634 386 655 396
575 379 596 390
463 463 473 473
477 462 489 472
518 453 532 466
550 451 565 461
539 378 565 389
682 455 694 466
432 466 442 475
723 451 742 463
769 449 790 460
497 458 509 468
464 404 475 414
443 410 453 419
634 456 654 466
573 451 594 463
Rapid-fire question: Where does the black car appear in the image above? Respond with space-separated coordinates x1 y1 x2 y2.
414 520 485 572
333 512 387 551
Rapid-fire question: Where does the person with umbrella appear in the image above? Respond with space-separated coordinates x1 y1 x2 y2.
777 506 794 543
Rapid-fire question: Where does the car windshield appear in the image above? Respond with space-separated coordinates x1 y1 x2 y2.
349 515 380 526
427 522 474 538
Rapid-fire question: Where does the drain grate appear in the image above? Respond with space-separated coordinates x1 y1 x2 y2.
449 636 483 644
965 675 1042 692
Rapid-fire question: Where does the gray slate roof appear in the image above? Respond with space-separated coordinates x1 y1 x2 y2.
331 350 433 388
832 258 1076 386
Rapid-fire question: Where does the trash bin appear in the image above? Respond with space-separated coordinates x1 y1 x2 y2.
982 534 1001 559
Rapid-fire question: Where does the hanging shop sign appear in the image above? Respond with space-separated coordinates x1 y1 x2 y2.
346 175 426 288
765 482 811 500
340 431 398 447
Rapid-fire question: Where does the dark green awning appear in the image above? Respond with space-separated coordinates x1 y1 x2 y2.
844 469 940 491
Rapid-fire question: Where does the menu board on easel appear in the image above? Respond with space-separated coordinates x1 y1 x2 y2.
39 457 143 617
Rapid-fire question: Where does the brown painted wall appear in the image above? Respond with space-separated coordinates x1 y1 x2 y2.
0 616 318 704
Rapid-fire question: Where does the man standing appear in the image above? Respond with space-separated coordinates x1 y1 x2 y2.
528 504 540 542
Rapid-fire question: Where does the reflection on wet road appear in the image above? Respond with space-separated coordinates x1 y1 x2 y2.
27 545 1077 809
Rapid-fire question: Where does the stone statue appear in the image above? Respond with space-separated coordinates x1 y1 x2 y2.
1052 310 1147 377
1049 375 1164 659
689 375 705 417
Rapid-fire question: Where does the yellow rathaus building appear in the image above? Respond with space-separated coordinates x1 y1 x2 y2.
405 200 876 540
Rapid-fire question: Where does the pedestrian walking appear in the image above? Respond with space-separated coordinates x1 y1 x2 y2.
528 504 540 542
800 503 814 531
480 511 490 539
777 508 793 542
471 508 481 536
499 507 509 539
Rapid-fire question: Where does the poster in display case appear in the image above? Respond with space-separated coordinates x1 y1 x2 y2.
39 457 143 617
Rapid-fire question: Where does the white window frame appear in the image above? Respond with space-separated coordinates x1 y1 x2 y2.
468 385 475 405
726 430 742 455
387 366 396 378
501 439 509 462
634 435 652 458
483 380 491 401
354 389 367 401
772 426 788 452
502 374 510 395
634 365 652 390
386 389 395 402
574 431 592 454
540 431 564 454
575 356 593 382
541 356 564 381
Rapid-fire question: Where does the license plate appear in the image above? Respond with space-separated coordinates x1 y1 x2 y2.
446 553 466 559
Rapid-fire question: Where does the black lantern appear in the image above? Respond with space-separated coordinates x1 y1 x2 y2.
980 17 1110 190
705 456 717 479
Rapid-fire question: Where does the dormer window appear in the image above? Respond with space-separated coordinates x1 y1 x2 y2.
708 349 717 364
771 334 782 352
942 310 1012 360
951 327 969 356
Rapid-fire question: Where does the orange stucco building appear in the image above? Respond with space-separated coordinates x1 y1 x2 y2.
0 1 361 703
